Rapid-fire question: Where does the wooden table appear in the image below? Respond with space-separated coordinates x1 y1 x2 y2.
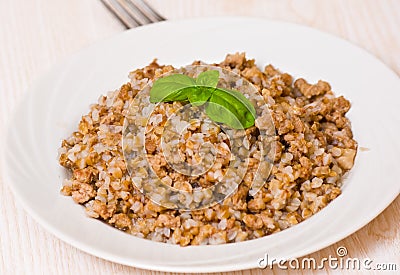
1 0 399 274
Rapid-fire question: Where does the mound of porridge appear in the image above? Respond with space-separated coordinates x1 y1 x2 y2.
58 53 357 246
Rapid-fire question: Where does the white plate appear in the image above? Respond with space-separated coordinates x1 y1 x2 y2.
3 17 400 273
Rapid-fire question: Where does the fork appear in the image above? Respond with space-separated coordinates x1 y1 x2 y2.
101 0 166 29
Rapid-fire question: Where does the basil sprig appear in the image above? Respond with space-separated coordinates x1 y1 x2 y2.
149 70 256 129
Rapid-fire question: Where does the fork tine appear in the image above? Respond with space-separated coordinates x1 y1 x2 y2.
101 0 141 28
129 0 165 22
118 0 153 25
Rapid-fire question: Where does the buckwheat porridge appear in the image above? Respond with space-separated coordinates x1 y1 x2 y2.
58 53 357 246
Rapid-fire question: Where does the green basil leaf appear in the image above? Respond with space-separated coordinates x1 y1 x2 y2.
149 71 256 129
196 70 219 88
187 87 213 106
217 88 256 119
150 74 196 103
205 88 256 129
205 100 244 129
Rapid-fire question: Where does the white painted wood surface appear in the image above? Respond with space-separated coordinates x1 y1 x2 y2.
0 0 399 274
